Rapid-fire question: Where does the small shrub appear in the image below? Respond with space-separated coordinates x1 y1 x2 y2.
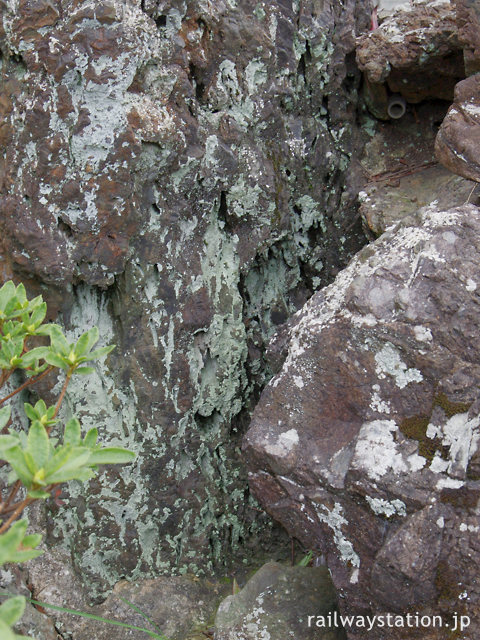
0 280 135 638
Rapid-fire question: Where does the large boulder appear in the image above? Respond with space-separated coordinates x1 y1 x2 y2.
356 0 464 119
244 203 480 638
214 561 346 640
0 0 371 596
435 73 480 183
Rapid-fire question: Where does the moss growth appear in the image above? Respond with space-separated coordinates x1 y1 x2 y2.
433 393 471 419
399 415 447 462
400 392 473 462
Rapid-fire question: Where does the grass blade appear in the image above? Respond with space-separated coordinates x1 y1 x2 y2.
116 595 164 635
0 594 169 639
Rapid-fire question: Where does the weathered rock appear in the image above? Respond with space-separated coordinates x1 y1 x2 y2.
0 0 371 598
214 561 346 640
435 73 480 183
356 0 464 118
456 0 480 75
0 565 58 640
24 546 229 640
359 100 476 236
244 203 480 638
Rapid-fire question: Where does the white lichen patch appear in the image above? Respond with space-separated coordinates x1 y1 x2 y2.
466 278 477 292
365 496 406 518
293 375 304 389
374 342 423 388
352 420 425 480
437 413 480 476
265 429 299 458
413 325 433 342
313 502 360 569
436 477 464 490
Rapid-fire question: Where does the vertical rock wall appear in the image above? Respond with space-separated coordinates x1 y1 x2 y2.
0 0 370 594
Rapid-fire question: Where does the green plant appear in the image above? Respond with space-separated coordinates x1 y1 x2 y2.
0 280 136 637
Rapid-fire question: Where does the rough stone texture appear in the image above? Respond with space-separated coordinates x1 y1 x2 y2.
26 546 228 640
3 546 229 639
0 0 371 597
359 100 476 236
456 0 480 75
0 565 58 640
214 561 346 640
356 0 464 119
435 73 480 183
244 203 480 639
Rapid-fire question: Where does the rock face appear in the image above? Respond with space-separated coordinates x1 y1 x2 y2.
359 100 475 237
0 0 371 595
244 203 480 638
356 0 464 119
435 73 480 183
457 0 480 75
214 561 346 640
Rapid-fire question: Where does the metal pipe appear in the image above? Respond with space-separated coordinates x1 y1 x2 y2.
387 94 406 119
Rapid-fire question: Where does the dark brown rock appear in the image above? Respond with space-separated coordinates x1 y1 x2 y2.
244 203 480 638
456 0 480 75
0 0 372 600
356 0 464 112
435 73 480 182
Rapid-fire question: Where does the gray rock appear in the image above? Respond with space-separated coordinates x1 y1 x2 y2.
457 0 480 75
214 561 346 640
359 100 476 237
25 547 229 640
356 0 463 118
0 0 371 595
244 203 480 638
435 73 480 183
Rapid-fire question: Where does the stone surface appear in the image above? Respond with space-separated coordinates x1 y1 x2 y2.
0 0 371 598
244 203 480 638
435 73 480 183
359 100 476 236
23 546 229 640
456 0 480 75
0 565 58 640
214 561 346 640
356 0 464 119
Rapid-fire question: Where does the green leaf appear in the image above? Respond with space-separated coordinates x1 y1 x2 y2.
20 347 51 367
15 284 27 307
64 418 81 446
0 596 25 626
46 466 95 484
0 282 16 313
72 366 95 375
83 427 98 447
29 302 47 328
0 406 11 431
27 421 49 470
21 533 42 549
87 448 136 466
0 520 42 566
0 434 19 453
83 345 115 361
74 327 99 357
2 446 34 487
43 324 70 356
0 618 16 640
27 489 51 499
23 403 38 422
43 352 68 369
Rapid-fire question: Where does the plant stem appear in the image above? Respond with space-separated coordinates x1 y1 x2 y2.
53 373 71 421
0 496 34 533
0 367 53 407
0 480 21 515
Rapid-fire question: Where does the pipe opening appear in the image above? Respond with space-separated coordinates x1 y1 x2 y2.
387 94 407 119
